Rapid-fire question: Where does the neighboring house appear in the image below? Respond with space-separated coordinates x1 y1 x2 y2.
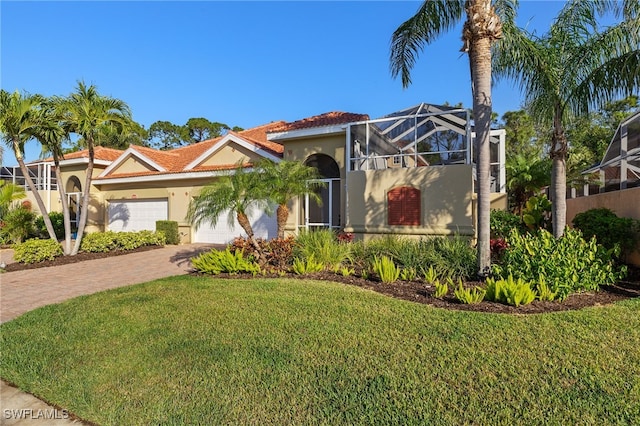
3 103 506 243
567 111 640 265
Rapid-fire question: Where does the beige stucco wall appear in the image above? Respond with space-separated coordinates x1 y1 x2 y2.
109 155 156 175
567 187 640 266
344 165 474 238
200 145 259 167
281 134 347 175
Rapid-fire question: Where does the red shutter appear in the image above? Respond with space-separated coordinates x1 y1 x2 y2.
388 187 420 226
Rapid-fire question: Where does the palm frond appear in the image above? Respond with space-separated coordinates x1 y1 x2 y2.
390 0 465 87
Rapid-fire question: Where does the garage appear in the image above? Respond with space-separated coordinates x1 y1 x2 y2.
193 208 277 244
107 199 168 232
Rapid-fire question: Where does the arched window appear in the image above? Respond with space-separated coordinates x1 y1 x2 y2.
387 186 421 226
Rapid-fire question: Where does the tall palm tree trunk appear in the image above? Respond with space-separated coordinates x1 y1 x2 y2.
276 204 288 240
52 154 72 255
551 111 567 238
470 30 493 278
12 139 58 241
71 144 94 255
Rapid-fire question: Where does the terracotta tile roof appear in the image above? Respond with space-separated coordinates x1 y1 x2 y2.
129 145 181 171
40 146 124 163
95 163 253 180
270 112 369 133
100 121 287 179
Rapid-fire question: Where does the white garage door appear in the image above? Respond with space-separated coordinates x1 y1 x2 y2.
193 208 278 244
108 199 168 232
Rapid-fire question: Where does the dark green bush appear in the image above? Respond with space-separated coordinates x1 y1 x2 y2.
572 208 639 257
35 212 66 240
493 228 626 301
156 220 180 245
13 239 63 263
490 209 526 239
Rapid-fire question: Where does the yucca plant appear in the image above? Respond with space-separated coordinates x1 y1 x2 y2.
372 255 400 283
454 280 485 304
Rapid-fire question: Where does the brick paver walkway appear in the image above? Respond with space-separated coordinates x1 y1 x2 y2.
0 244 217 425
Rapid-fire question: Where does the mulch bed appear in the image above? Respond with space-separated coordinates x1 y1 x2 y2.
0 245 162 272
204 269 640 314
3 247 639 314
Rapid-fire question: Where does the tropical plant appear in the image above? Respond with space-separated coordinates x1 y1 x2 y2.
372 255 401 283
2 203 35 243
433 279 448 298
390 0 517 276
191 248 259 275
58 82 133 255
0 180 26 218
521 195 552 231
291 255 324 275
187 163 270 253
505 155 550 216
493 0 640 237
0 90 58 242
494 228 625 301
294 229 352 270
255 159 325 239
454 280 486 304
485 274 537 306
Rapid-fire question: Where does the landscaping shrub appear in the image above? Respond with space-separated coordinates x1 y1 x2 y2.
493 228 626 301
454 280 485 304
191 248 260 275
294 229 352 270
156 220 180 245
572 208 639 257
433 279 448 298
1 205 36 244
35 212 65 240
81 230 165 253
372 255 400 283
521 195 552 231
230 236 295 269
490 209 525 238
362 236 476 280
291 255 324 275
13 239 63 263
484 275 537 306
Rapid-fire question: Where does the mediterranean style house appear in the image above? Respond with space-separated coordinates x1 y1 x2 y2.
2 103 506 243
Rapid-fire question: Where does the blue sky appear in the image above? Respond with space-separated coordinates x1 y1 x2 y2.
1 1 567 165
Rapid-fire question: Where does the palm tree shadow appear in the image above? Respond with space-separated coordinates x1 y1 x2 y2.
169 244 225 267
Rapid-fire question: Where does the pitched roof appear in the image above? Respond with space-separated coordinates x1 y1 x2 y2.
40 146 124 163
270 112 369 133
99 121 286 180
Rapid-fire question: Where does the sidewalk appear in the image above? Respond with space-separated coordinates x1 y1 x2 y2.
0 244 217 425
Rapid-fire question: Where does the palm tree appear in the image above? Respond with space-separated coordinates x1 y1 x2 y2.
505 155 550 216
0 90 58 241
186 164 270 252
0 180 26 219
255 159 325 239
390 0 516 276
59 82 132 254
493 0 640 237
32 97 74 254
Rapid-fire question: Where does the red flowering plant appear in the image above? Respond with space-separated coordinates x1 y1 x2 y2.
490 238 508 260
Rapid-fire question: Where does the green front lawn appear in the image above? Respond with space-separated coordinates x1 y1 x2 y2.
2 276 640 425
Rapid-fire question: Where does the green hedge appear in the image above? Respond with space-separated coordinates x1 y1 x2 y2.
156 220 180 245
80 230 166 253
13 239 63 264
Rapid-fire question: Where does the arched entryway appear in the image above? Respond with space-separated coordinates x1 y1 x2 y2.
66 176 82 229
304 154 341 229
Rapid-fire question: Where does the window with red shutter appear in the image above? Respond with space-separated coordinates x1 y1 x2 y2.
387 186 421 226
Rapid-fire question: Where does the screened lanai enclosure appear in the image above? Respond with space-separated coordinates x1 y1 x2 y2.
583 111 640 192
347 103 505 193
